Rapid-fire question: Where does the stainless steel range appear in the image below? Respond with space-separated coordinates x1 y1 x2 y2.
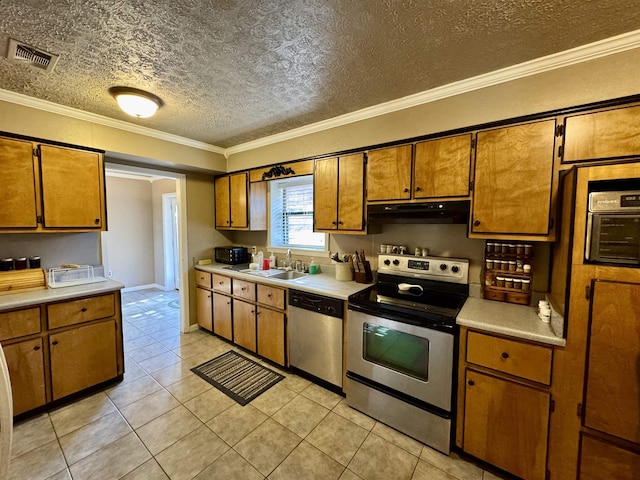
346 254 469 454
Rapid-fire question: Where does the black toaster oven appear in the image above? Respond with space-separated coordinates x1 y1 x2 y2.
214 246 248 265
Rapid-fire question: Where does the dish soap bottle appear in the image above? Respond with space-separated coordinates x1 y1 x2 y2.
269 252 276 269
309 258 318 274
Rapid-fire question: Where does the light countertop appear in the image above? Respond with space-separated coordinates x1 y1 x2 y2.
196 263 371 300
0 279 124 311
457 297 566 347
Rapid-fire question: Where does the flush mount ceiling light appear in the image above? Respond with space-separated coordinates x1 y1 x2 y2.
108 86 164 118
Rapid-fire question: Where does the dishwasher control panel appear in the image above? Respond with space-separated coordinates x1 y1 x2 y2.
289 290 344 318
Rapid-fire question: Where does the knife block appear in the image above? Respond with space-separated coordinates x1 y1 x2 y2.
355 261 373 284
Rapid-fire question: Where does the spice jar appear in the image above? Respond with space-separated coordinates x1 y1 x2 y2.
524 244 533 256
485 274 494 286
14 257 27 270
523 264 532 274
505 277 514 288
508 244 516 254
516 260 524 272
496 276 505 287
486 242 495 254
513 278 522 290
521 279 531 292
486 259 494 269
500 243 509 254
0 258 14 271
28 256 41 268
500 260 509 270
516 244 525 255
508 261 516 271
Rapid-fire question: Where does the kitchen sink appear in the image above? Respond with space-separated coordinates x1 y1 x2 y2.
239 269 308 281
270 270 308 280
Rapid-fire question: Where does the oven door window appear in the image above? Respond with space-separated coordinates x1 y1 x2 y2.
591 214 640 263
362 323 429 381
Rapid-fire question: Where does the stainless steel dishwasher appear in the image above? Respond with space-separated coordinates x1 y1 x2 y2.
288 289 344 389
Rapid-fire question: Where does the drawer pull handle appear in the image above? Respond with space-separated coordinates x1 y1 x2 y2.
219 282 224 285
468 380 475 386
501 352 509 359
52 340 59 346
267 294 272 298
33 346 41 351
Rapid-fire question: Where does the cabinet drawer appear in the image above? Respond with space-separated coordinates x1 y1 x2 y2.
48 293 116 329
0 307 41 341
233 279 255 301
212 274 231 294
195 271 212 288
257 284 285 310
466 331 552 385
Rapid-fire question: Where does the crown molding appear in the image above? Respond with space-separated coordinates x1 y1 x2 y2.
0 89 226 155
1 29 639 160
226 29 640 156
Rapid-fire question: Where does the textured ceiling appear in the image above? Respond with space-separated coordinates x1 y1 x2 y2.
0 1 639 148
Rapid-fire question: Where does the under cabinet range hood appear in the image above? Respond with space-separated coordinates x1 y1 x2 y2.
367 200 470 225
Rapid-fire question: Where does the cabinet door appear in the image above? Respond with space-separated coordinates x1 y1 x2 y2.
563 105 640 163
338 153 365 230
0 137 38 228
257 307 285 366
212 293 232 341
314 157 339 230
229 172 248 229
464 370 549 480
584 280 640 443
215 176 231 228
50 320 118 400
579 434 640 480
232 300 256 352
3 338 46 415
39 145 104 228
366 145 412 201
196 287 213 331
414 134 471 198
472 120 556 235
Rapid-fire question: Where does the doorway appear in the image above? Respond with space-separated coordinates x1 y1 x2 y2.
103 164 190 334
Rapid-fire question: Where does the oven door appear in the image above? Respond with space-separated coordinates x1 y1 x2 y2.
587 213 640 265
346 309 454 411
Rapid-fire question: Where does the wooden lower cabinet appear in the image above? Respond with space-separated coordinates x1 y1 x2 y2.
50 320 118 400
579 434 640 480
464 370 550 480
196 286 213 331
232 299 256 351
257 307 285 365
4 338 46 415
212 293 232 341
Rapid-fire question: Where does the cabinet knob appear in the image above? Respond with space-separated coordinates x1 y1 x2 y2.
267 294 272 298
338 221 344 225
501 352 510 359
52 340 59 346
415 186 422 192
468 379 475 386
332 221 337 225
81 307 87 312
94 219 100 225
219 281 223 285
473 220 481 226
403 187 409 193
33 345 41 351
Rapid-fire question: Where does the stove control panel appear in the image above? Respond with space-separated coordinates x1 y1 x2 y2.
378 254 469 284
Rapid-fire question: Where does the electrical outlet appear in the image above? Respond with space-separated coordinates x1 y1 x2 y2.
108 270 113 277
251 246 257 254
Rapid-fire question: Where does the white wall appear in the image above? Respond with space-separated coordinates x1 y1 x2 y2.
152 179 177 286
103 176 155 287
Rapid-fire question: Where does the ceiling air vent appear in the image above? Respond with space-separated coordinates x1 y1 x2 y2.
7 38 59 73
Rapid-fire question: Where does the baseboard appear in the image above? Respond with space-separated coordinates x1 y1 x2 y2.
121 283 165 293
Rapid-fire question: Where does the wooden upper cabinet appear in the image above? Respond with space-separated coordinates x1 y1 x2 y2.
215 172 266 231
471 120 557 238
39 144 104 229
314 153 365 232
0 137 38 228
414 134 471 198
563 104 640 163
366 145 412 201
584 280 640 444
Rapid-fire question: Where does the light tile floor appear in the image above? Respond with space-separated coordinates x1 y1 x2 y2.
9 288 510 480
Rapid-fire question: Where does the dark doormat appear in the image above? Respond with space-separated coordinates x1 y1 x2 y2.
191 350 284 406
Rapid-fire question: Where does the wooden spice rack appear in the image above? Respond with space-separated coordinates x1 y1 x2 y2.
482 242 534 305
